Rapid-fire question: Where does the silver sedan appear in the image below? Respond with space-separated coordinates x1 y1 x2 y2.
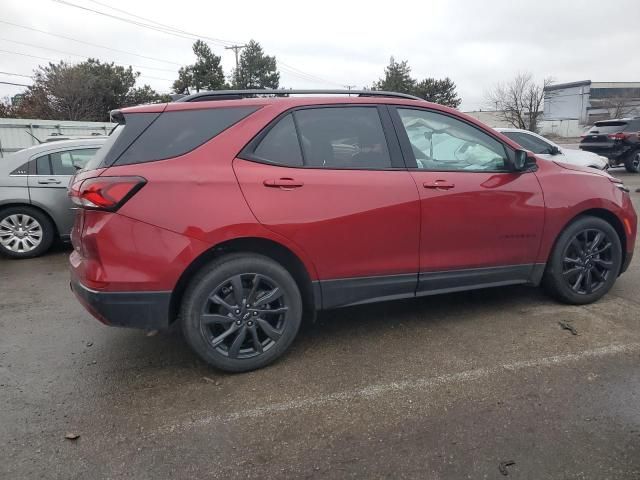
0 138 105 258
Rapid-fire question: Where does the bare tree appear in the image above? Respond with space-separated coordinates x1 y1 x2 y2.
594 90 640 119
486 73 553 132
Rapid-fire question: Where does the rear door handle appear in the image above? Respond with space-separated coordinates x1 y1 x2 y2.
263 178 304 189
37 178 62 185
423 180 455 190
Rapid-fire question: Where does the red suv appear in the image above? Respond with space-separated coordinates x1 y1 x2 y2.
70 90 637 372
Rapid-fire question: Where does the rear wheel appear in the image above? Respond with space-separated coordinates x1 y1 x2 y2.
180 254 303 372
624 150 640 173
543 216 622 304
0 206 54 259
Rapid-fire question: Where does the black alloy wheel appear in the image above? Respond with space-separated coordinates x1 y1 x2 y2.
561 229 614 295
543 216 622 305
181 254 302 372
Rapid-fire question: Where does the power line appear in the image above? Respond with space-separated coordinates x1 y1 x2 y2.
0 20 182 66
52 0 237 47
0 80 31 87
52 0 345 87
81 0 240 47
0 37 177 73
0 49 173 82
0 71 32 78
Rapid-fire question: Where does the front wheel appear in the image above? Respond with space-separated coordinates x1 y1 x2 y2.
543 216 622 304
624 150 640 173
181 254 303 372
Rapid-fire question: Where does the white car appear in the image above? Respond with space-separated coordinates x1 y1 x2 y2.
495 128 609 170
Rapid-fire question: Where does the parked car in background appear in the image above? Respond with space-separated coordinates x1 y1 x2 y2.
69 90 636 373
0 138 105 258
496 128 609 170
579 118 640 173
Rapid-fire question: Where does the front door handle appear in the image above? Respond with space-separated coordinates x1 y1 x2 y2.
263 178 304 189
37 178 62 185
423 180 455 190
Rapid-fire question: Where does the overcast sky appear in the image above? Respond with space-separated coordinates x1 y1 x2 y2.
1 0 640 112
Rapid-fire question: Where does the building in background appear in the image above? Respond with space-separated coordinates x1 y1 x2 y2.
462 110 513 128
0 118 113 158
541 81 640 137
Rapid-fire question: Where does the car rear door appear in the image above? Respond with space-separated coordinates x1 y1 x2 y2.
390 107 545 294
233 105 421 308
28 147 99 236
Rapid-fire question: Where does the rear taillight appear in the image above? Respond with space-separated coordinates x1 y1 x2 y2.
70 176 146 211
607 132 630 140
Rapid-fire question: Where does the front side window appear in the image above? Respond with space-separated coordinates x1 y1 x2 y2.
502 131 552 155
294 107 392 169
397 108 508 171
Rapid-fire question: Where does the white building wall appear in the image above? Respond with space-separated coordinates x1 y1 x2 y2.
543 84 589 124
0 118 113 157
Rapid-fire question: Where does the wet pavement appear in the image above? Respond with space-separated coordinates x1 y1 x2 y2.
1 170 639 479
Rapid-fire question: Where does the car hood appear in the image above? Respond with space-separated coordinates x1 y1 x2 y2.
559 148 608 167
552 159 613 178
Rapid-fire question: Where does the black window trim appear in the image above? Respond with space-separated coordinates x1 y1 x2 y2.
238 104 406 171
388 105 520 174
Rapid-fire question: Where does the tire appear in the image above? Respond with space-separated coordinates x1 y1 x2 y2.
624 150 640 173
0 206 55 259
542 216 622 305
180 253 303 372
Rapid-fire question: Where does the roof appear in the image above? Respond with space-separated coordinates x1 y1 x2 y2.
544 80 591 92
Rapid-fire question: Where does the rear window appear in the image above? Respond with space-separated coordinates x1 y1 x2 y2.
84 106 259 169
116 107 259 166
589 121 627 134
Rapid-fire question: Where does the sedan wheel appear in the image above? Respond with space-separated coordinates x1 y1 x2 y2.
0 207 54 259
0 213 43 254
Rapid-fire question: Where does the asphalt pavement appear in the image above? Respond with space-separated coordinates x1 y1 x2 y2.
1 169 639 479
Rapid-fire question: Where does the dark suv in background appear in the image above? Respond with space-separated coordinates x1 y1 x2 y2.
580 118 640 172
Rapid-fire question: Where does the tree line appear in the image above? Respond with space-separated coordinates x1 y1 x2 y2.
0 41 462 122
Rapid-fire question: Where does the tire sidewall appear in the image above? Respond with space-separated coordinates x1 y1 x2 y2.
546 216 622 304
624 150 640 173
181 254 302 373
0 206 55 259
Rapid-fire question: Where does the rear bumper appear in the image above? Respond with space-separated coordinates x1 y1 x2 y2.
71 276 171 330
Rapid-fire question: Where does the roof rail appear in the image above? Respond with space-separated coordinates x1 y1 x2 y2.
174 89 423 102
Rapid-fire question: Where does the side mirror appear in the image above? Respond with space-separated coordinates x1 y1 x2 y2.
549 145 561 155
513 149 535 171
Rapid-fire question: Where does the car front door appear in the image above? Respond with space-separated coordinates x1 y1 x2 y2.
390 107 545 294
233 105 421 308
28 147 98 236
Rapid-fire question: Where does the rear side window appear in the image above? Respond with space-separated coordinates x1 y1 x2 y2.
295 107 392 169
36 154 52 175
253 114 303 166
115 107 259 166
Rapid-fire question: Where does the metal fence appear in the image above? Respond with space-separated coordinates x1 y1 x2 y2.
0 118 114 158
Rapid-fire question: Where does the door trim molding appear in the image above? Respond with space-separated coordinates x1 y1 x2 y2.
318 264 545 310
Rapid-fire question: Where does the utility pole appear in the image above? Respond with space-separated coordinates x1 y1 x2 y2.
225 44 248 70
344 85 357 95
